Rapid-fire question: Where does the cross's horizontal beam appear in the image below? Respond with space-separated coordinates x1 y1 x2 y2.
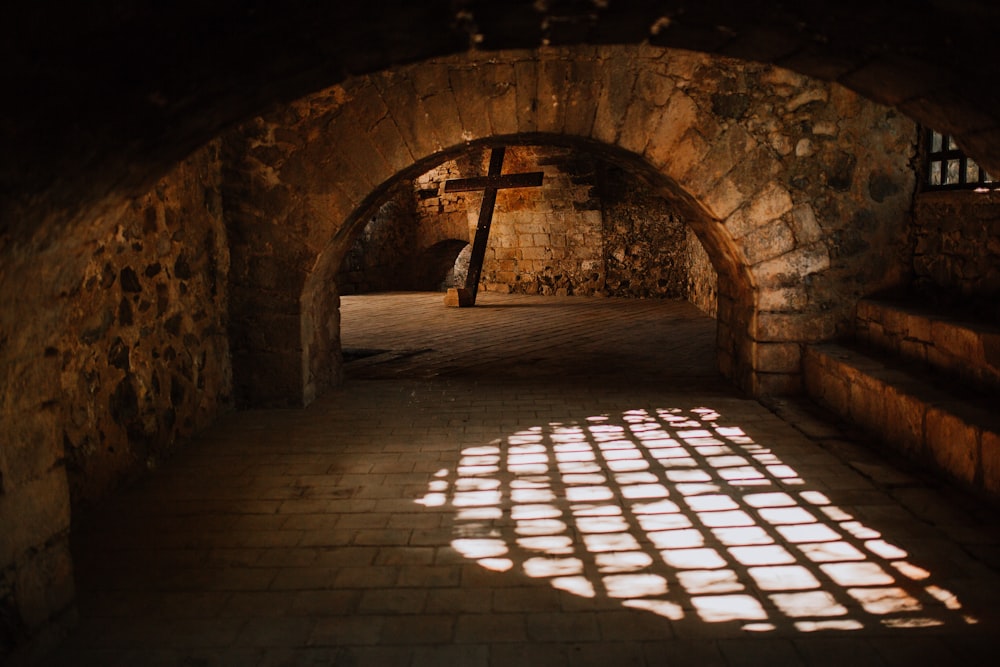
444 171 544 193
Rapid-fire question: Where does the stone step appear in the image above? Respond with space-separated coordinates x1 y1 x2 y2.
804 341 1000 502
855 297 1000 392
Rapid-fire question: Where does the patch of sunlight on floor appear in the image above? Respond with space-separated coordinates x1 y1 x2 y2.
420 405 977 631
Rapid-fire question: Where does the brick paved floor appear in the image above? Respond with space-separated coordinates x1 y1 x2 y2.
49 293 1000 665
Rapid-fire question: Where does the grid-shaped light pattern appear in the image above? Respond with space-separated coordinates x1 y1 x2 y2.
427 407 973 632
926 129 996 190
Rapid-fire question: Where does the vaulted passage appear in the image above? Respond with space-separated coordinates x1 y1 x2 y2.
50 293 998 663
5 7 1000 661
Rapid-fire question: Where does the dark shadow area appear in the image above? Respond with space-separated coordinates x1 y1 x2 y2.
412 239 470 291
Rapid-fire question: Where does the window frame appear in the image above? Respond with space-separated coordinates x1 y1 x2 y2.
923 128 997 191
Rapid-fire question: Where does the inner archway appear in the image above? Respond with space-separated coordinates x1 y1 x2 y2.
335 144 719 304
226 47 914 408
316 138 743 400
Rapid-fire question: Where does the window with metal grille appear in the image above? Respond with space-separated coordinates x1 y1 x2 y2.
925 129 997 190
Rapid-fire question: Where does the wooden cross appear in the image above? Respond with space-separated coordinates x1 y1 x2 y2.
443 147 544 307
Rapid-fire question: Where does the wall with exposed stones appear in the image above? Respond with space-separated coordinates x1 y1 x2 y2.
340 146 717 304
685 228 718 317
599 164 714 304
0 143 231 661
912 190 1000 322
415 146 607 296
58 146 232 505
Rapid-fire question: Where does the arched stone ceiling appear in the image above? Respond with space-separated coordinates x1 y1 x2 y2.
3 0 999 244
219 48 914 403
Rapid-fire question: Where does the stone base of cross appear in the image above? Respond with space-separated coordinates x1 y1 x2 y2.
443 147 543 307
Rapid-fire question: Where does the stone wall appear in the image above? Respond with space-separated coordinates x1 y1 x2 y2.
912 190 1000 322
405 148 717 303
58 146 232 505
600 164 713 302
414 146 606 296
0 143 231 661
685 228 718 317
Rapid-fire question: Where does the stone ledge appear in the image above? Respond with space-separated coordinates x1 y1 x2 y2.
855 297 1000 392
805 342 1000 503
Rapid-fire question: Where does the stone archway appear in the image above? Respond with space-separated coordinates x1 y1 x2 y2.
222 46 914 406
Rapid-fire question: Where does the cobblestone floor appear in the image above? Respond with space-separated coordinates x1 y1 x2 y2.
49 293 1000 665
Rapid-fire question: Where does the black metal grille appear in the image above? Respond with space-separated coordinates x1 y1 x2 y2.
925 129 997 191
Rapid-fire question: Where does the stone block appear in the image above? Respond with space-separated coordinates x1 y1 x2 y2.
803 348 851 417
898 339 928 365
702 177 745 220
752 371 802 396
756 286 808 311
373 71 443 157
618 90 661 155
752 243 830 289
905 310 933 344
343 81 389 133
369 117 415 175
880 305 907 338
854 320 870 345
535 57 570 134
931 320 981 366
755 311 836 343
492 247 517 261
925 405 980 486
635 65 674 107
327 114 394 190
848 370 886 435
688 125 757 191
493 271 517 284
592 54 637 144
753 341 802 374
514 60 539 134
450 65 494 141
867 321 888 352
881 384 926 457
563 59 601 137
411 64 464 149
482 64 519 137
444 288 474 308
644 91 699 170
723 207 754 240
925 343 950 375
665 133 710 185
741 220 797 266
855 299 878 323
790 204 823 244
747 182 794 224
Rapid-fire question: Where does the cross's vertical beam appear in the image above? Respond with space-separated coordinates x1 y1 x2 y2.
463 147 507 303
443 147 543 307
